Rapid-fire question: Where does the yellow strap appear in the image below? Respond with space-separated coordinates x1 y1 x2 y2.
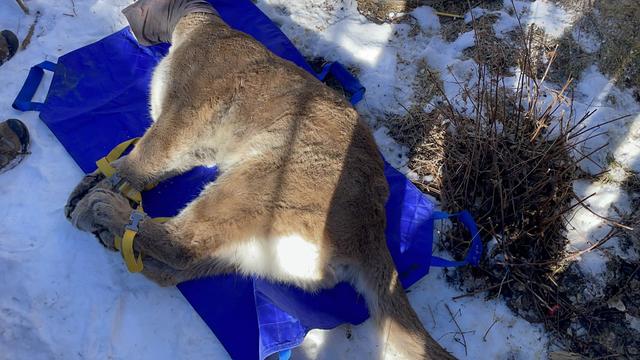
121 228 144 273
114 216 170 272
95 138 139 177
118 182 142 204
107 138 139 161
96 157 117 178
94 138 148 204
145 182 159 191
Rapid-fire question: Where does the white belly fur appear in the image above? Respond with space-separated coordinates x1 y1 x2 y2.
150 55 171 121
217 234 327 289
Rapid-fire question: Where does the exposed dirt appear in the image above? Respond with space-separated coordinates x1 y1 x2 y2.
356 0 502 24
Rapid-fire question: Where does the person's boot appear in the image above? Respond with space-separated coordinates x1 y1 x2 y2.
0 30 19 65
0 119 30 173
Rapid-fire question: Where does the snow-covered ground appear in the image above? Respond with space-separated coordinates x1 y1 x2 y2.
1 0 637 359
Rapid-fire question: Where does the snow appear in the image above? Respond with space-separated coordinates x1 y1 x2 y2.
373 126 411 175
602 237 639 262
411 6 440 35
565 179 632 276
495 0 575 41
493 9 518 40
572 27 601 54
525 0 573 38
295 269 548 360
1 0 638 359
560 65 640 278
567 180 630 249
507 0 576 39
627 314 640 332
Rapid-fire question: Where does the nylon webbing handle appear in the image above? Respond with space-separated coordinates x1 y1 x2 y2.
12 60 57 112
430 210 483 267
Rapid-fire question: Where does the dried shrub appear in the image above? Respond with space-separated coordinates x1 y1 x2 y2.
389 20 636 356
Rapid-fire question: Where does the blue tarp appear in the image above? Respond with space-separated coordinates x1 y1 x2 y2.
12 1 482 358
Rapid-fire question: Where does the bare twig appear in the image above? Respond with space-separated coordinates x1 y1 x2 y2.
482 319 499 341
15 0 29 15
445 304 468 356
63 0 78 17
428 304 437 328
573 194 634 231
568 114 632 140
451 279 514 300
20 11 41 51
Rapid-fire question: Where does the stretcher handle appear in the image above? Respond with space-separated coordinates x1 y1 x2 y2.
430 210 483 267
12 60 57 112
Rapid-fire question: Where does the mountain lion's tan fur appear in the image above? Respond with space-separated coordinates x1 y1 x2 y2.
66 12 454 359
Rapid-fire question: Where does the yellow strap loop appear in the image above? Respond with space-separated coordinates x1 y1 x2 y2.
118 182 142 204
114 235 121 251
95 138 139 177
120 228 144 273
114 216 170 272
96 157 117 178
123 187 143 204
145 182 159 191
94 138 150 204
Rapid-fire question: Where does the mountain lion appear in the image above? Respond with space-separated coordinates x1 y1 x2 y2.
65 1 454 358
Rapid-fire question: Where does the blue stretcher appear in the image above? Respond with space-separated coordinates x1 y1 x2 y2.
12 1 482 358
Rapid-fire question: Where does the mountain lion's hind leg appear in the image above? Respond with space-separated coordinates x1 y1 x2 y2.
68 175 253 278
140 257 190 286
69 187 199 270
69 162 330 288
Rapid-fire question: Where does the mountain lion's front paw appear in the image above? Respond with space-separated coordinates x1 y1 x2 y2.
64 171 105 221
69 188 132 235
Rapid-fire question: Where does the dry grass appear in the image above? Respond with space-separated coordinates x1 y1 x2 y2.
356 0 640 98
583 0 640 95
540 0 640 98
461 13 519 76
356 0 502 23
